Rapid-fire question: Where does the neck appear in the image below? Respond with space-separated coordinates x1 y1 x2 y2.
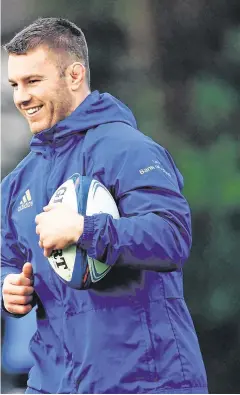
72 86 91 112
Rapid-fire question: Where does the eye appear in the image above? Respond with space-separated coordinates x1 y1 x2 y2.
28 79 39 84
10 83 18 89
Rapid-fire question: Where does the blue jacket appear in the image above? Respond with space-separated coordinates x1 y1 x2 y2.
1 91 208 394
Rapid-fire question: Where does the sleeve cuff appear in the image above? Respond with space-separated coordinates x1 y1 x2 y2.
77 215 95 250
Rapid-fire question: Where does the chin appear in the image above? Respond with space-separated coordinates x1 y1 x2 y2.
29 122 48 134
30 127 43 134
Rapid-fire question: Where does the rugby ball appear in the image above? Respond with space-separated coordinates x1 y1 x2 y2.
47 173 120 289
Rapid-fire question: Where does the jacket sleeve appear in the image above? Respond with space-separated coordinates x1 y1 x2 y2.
78 131 192 271
1 177 35 318
1 234 24 318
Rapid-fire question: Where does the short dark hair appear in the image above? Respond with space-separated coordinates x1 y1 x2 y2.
4 17 90 85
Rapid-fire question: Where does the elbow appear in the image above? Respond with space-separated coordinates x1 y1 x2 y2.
173 229 192 268
178 243 191 268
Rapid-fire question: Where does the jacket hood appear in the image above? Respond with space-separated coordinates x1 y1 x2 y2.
30 90 137 148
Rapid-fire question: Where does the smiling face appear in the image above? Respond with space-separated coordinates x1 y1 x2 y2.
8 46 75 134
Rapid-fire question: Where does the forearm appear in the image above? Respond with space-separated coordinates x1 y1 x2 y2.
79 211 191 271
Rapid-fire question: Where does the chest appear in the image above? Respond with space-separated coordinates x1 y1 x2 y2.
11 143 88 256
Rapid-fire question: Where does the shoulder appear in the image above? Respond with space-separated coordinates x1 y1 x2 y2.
85 122 164 158
83 122 183 189
1 152 34 196
87 122 145 143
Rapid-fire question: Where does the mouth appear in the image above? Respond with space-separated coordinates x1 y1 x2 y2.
24 105 43 118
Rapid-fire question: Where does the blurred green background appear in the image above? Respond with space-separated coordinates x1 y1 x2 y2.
1 0 240 393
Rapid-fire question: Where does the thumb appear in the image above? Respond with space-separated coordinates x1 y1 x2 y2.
43 205 52 212
21 262 33 280
43 204 59 212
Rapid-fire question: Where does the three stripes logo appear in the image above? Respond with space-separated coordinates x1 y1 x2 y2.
18 189 33 211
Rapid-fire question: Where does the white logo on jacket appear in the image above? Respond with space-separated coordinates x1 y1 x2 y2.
17 189 33 211
139 160 172 178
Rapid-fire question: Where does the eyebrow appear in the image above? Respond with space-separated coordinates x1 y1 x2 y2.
8 74 44 83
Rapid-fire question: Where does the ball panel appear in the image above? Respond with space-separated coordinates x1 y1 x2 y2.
87 256 112 283
68 248 90 289
86 180 120 219
48 248 74 282
77 176 92 215
47 174 120 289
86 179 120 283
49 178 78 212
48 174 80 285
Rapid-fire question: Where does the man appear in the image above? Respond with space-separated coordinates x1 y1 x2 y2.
1 17 208 394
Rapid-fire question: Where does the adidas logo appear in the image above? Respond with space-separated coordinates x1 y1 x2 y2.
18 189 33 211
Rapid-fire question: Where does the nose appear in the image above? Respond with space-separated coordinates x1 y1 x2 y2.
14 86 32 107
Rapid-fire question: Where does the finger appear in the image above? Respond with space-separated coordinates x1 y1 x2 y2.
6 274 32 287
5 304 33 315
42 239 55 257
43 204 58 212
36 225 40 235
3 283 34 296
19 275 33 286
6 294 33 305
44 247 53 257
22 262 33 279
35 213 43 224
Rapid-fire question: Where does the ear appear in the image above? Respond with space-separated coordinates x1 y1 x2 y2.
68 62 86 90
